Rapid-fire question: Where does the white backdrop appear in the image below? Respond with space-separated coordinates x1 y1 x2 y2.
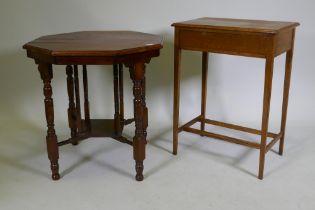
0 1 315 209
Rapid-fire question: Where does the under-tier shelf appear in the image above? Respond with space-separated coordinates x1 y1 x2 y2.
58 118 134 146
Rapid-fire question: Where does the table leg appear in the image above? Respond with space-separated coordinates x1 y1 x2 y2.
38 62 60 180
173 33 181 155
200 52 209 134
119 64 124 126
73 65 81 145
130 62 147 181
82 65 91 130
113 64 121 135
279 49 294 155
66 65 77 140
259 56 274 180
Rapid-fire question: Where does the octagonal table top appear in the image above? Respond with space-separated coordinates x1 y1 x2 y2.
23 31 163 57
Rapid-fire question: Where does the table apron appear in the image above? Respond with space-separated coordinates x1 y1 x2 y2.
178 29 276 58
28 50 160 65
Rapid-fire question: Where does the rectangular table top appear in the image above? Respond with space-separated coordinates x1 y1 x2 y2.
172 17 299 34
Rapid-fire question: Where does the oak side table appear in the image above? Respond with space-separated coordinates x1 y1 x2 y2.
23 31 163 181
172 18 299 179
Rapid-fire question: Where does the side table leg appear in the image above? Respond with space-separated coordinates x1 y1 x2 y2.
173 32 181 155
38 62 60 180
113 64 121 135
83 65 91 130
130 62 147 181
200 52 209 135
279 49 294 155
119 64 124 126
258 56 274 180
66 65 77 140
73 65 81 145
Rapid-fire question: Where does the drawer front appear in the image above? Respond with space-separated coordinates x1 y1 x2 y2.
179 29 273 57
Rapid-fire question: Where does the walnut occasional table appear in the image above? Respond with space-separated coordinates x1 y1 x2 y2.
23 31 163 181
172 18 299 179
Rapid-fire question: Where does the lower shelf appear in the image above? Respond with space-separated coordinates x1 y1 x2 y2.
83 119 116 137
58 118 134 146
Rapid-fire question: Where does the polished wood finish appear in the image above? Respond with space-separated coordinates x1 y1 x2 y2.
172 17 299 179
173 28 181 155
129 62 148 181
172 17 299 58
113 64 121 135
179 116 282 149
82 65 91 130
119 63 124 126
266 132 283 153
202 118 277 138
23 31 162 181
57 119 134 147
183 126 261 149
200 52 208 134
73 65 81 145
66 65 76 139
23 31 162 57
279 30 295 155
258 56 274 179
178 115 202 132
37 62 60 180
172 17 299 34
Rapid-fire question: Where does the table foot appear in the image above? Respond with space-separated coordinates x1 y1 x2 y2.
51 161 60 180
135 160 144 181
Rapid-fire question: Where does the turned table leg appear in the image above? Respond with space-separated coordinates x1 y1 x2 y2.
258 56 274 180
130 62 147 181
119 63 124 126
72 65 82 145
82 65 91 131
66 65 77 141
38 62 60 180
113 64 121 135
